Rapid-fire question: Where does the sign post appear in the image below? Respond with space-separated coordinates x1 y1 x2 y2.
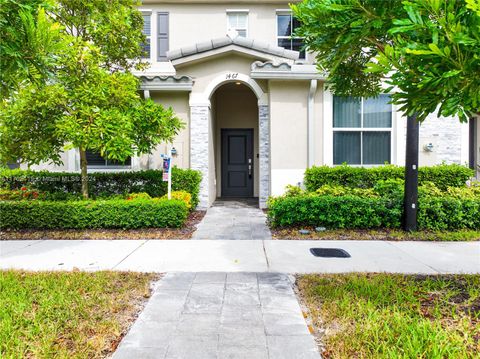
167 160 172 200
162 152 172 200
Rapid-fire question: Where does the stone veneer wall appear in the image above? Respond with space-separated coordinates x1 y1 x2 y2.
191 103 270 209
259 104 270 208
190 105 210 209
417 114 464 166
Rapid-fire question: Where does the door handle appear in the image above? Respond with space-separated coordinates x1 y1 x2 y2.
248 158 252 178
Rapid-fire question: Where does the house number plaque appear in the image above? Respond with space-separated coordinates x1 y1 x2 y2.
225 73 239 80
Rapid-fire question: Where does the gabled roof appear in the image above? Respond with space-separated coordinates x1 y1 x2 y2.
167 34 299 65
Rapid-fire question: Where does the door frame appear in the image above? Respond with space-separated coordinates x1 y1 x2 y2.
220 128 254 198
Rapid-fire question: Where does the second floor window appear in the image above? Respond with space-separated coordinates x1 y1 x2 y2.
141 13 151 59
227 12 248 37
277 13 305 59
333 95 392 165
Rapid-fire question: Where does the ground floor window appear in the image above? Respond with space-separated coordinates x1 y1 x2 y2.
86 150 131 168
333 95 392 165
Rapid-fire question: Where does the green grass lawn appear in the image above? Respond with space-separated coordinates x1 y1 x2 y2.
297 274 480 359
0 271 156 358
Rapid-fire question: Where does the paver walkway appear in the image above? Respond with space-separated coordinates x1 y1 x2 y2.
113 272 319 359
192 200 272 240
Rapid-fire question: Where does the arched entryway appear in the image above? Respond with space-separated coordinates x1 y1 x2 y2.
189 74 270 209
211 82 259 199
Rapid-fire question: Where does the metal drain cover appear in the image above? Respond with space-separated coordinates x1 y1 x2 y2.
310 248 351 258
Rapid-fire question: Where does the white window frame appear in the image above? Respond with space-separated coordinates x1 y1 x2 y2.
85 150 133 170
332 95 393 166
226 10 249 38
141 10 152 61
276 10 306 60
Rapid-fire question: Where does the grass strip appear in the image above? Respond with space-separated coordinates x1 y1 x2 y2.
0 271 156 358
297 274 480 358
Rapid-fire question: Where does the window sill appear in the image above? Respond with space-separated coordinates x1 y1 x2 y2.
87 167 132 173
332 164 393 168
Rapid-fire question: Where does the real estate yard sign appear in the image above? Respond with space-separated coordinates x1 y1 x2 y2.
162 156 172 199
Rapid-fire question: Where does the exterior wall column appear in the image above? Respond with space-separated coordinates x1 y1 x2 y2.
190 102 210 209
259 99 270 209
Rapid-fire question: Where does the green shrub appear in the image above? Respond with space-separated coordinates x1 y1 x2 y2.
267 193 480 230
445 182 480 199
284 184 306 197
0 187 45 201
125 192 151 201
373 179 405 198
304 164 473 191
268 195 402 229
0 198 188 229
161 190 192 210
0 167 202 207
315 184 377 198
417 196 480 231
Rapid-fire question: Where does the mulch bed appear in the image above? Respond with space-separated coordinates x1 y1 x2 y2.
0 211 206 240
271 227 480 241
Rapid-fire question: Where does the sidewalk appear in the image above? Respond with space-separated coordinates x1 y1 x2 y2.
1 239 479 274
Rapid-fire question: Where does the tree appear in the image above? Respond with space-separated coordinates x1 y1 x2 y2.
293 0 479 121
293 0 480 230
0 0 62 97
0 0 183 198
52 0 147 72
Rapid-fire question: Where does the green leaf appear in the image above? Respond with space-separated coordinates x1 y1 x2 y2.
428 43 444 56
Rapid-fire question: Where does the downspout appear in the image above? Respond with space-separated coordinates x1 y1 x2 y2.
307 79 318 168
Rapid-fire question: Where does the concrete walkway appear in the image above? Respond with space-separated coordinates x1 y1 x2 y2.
113 272 319 359
1 240 479 274
192 200 272 240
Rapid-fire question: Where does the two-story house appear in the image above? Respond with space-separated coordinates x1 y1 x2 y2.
28 0 479 209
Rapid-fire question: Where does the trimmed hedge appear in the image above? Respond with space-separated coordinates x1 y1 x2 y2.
0 199 188 229
268 195 402 229
0 167 202 207
267 194 480 231
304 164 474 191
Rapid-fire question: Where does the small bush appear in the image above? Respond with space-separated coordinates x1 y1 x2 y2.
315 184 377 198
304 164 473 191
125 192 151 201
0 167 202 207
161 190 192 210
418 196 480 230
267 192 480 231
0 198 188 229
373 179 404 198
268 195 402 229
0 187 44 201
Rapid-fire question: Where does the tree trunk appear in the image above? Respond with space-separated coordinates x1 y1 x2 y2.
403 114 419 231
79 148 89 199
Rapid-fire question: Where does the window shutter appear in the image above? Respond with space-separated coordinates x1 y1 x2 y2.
157 12 169 61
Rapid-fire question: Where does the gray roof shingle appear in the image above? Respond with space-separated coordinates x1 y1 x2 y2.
167 35 299 61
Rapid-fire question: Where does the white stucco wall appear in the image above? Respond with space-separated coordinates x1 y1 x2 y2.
139 1 308 73
147 92 190 169
25 151 70 172
269 80 310 195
